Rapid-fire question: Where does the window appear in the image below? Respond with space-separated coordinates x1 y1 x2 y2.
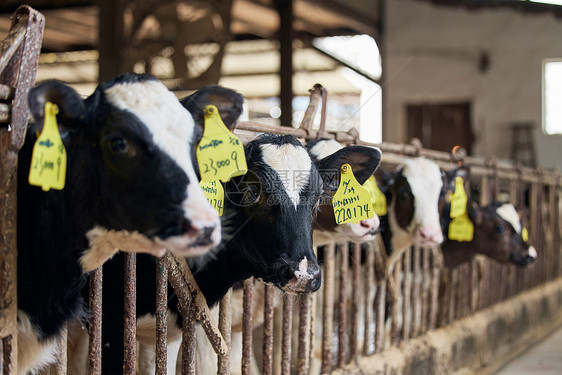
542 59 562 135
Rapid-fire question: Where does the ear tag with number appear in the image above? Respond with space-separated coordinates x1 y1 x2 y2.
28 102 67 191
200 180 224 216
449 176 468 218
332 164 374 225
197 104 247 182
448 213 474 242
522 227 529 242
362 175 387 216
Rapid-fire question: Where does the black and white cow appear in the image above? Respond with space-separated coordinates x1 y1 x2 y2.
375 157 445 259
440 165 537 269
307 139 381 246
17 74 220 374
94 132 381 374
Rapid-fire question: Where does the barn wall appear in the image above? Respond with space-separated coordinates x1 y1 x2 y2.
383 0 562 171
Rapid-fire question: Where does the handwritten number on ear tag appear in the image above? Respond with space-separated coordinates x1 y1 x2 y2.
200 180 224 216
448 213 474 242
450 176 468 218
333 164 374 225
28 102 67 191
196 104 247 182
363 175 387 216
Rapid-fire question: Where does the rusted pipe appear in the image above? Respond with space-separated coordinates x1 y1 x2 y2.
297 294 312 375
350 243 361 361
242 278 254 375
155 258 168 375
321 243 335 374
337 243 349 367
181 303 196 375
281 294 294 375
123 253 136 375
217 288 232 375
88 267 102 375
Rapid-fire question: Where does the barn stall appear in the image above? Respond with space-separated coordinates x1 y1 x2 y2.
2 2 562 375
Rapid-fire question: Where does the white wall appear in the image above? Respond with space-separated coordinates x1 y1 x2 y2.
384 0 562 170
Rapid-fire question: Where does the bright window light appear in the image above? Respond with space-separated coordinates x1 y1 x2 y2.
529 0 562 5
543 60 562 135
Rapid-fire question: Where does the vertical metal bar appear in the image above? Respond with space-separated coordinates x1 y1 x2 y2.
337 243 349 367
390 257 402 345
281 294 293 375
429 247 441 330
364 243 375 355
297 295 312 375
88 267 103 375
262 285 275 375
350 243 361 361
421 247 430 333
449 269 458 323
123 253 136 375
2 337 13 375
480 174 491 206
181 304 196 375
373 237 387 354
321 243 335 374
402 249 412 341
242 279 254 375
217 289 232 375
155 258 168 375
412 245 422 337
471 258 479 312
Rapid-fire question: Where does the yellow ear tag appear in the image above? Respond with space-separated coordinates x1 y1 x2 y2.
28 102 67 191
200 180 224 216
332 164 374 225
363 175 387 216
196 104 247 182
448 213 474 242
450 176 468 219
522 227 529 242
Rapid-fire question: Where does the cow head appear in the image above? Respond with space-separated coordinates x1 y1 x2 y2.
472 202 537 266
307 139 381 246
27 74 221 270
224 134 323 293
382 157 444 253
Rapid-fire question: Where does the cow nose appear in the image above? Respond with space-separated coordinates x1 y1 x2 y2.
360 215 380 233
285 257 322 293
417 226 444 245
189 225 217 247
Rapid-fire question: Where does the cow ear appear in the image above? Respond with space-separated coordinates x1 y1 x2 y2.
28 80 86 135
180 85 244 131
316 145 381 190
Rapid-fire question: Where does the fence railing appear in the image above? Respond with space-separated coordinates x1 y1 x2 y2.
1 6 561 374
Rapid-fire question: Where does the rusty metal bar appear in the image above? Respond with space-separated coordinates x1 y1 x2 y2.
297 294 312 375
421 247 430 333
390 257 402 345
337 243 349 367
217 288 232 375
2 336 13 375
402 249 412 341
123 253 136 375
88 267 103 375
155 258 168 375
321 243 335 374
363 242 375 355
181 304 196 375
262 284 275 375
349 243 361 362
429 247 442 330
412 245 422 337
281 294 294 375
242 278 254 375
449 269 458 323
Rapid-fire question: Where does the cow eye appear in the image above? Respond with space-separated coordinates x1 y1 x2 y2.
496 225 505 234
110 137 129 153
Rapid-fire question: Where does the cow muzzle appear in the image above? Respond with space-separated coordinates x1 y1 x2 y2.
282 257 322 294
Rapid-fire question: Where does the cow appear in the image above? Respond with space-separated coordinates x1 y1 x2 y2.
94 132 381 375
375 157 445 260
440 165 537 269
16 74 221 374
307 139 381 246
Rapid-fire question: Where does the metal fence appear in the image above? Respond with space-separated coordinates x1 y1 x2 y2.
1 7 561 375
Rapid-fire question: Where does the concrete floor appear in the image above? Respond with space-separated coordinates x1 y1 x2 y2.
494 327 562 375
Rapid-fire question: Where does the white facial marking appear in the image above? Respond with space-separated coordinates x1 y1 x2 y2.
260 143 312 207
401 157 443 233
309 139 344 160
496 203 522 234
528 246 537 259
104 80 221 252
294 257 314 280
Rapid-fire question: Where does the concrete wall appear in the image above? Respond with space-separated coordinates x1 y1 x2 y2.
332 278 562 375
383 0 562 171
